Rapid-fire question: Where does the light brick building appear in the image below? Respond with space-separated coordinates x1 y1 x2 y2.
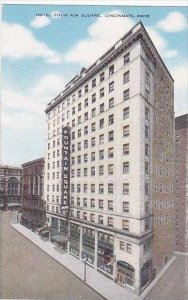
44 22 174 294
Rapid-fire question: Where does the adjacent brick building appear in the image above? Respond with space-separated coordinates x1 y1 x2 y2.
21 158 46 230
175 114 188 252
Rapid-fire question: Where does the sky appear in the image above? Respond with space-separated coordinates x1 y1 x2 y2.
1 3 188 166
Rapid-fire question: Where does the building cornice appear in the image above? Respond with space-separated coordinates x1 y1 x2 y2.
45 21 173 114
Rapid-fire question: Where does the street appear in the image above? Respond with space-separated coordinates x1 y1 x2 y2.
0 212 103 300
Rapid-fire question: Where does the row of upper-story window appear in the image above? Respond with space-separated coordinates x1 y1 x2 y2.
153 165 174 176
153 183 174 193
46 181 150 195
154 199 173 209
47 52 131 120
154 214 173 227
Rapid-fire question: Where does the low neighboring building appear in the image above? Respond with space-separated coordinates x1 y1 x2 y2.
0 165 22 211
175 114 188 252
21 158 46 230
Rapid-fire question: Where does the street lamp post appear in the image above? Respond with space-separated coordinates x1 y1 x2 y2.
83 257 87 282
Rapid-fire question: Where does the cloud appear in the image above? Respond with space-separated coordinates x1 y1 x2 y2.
145 26 178 59
2 22 62 64
157 12 188 32
30 15 51 28
65 10 135 66
1 73 66 130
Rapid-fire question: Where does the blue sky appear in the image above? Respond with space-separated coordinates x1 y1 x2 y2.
1 4 188 166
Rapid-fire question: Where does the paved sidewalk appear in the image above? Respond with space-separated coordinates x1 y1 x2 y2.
12 224 139 300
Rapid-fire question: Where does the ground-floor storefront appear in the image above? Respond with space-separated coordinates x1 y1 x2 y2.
46 214 154 295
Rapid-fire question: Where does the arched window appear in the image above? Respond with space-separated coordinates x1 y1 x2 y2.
8 177 19 195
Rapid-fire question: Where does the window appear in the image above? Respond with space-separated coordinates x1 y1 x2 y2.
83 198 87 207
82 141 87 150
109 114 114 125
92 78 96 88
123 89 130 101
126 243 132 253
91 152 95 161
91 198 95 208
108 217 113 227
72 119 75 127
85 98 88 107
124 52 130 65
77 198 80 206
109 98 114 108
123 71 130 84
109 81 114 92
77 169 81 177
99 165 104 176
92 108 96 117
99 199 104 209
84 126 88 135
145 162 149 174
143 240 151 253
77 155 81 164
78 116 81 124
108 147 114 158
123 107 129 119
145 89 150 101
123 125 129 137
91 122 96 132
77 211 80 218
123 162 129 174
108 131 114 141
90 214 95 222
84 154 88 163
84 184 87 193
99 134 104 144
145 70 149 85
100 72 105 82
123 183 129 195
77 184 81 193
91 137 95 147
92 93 96 103
78 89 82 98
78 142 81 151
108 200 113 211
108 183 113 194
145 144 149 156
91 167 95 176
145 107 149 120
123 202 129 212
91 184 95 193
84 112 88 121
78 129 81 138
100 88 104 98
85 85 88 93
99 118 104 129
99 215 104 224
108 164 113 175
99 150 104 160
120 241 125 250
145 182 149 195
100 103 104 113
83 212 87 221
122 219 129 231
109 65 114 76
99 184 104 194
72 131 75 140
123 143 129 155
145 125 149 138
72 94 76 102
78 103 81 111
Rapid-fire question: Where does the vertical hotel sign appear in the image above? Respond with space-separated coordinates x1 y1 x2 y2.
61 126 70 210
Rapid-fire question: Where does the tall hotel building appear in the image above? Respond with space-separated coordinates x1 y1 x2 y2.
44 22 174 295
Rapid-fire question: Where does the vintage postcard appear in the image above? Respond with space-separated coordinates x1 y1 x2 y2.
0 1 188 300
